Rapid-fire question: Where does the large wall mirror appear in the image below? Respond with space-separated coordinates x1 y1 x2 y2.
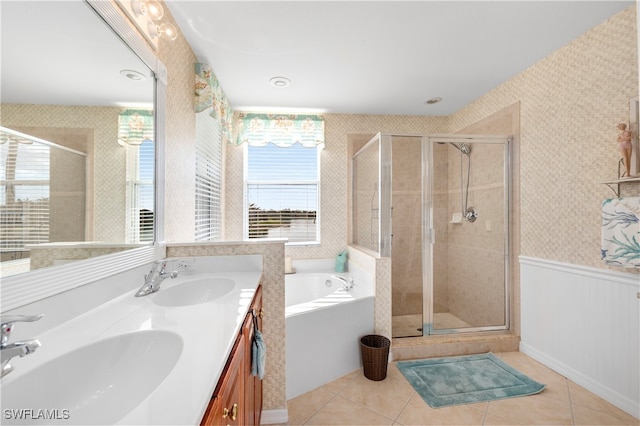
1 0 165 311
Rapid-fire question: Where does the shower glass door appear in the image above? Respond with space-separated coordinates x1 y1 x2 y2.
390 135 424 337
426 136 510 334
352 133 391 256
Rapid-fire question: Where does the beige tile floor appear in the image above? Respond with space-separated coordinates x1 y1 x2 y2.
286 351 639 425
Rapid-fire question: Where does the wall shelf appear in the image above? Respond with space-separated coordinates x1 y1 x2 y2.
600 176 640 197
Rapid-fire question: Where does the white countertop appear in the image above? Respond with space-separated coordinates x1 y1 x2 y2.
1 266 262 425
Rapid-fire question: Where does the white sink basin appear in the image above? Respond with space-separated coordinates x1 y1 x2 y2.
1 330 182 425
153 277 235 307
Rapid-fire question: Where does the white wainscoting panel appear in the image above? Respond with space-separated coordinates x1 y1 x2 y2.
520 256 639 419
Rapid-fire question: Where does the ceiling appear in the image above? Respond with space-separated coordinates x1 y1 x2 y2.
166 1 633 116
1 1 153 108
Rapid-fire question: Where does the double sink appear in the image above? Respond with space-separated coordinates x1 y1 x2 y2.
1 260 262 425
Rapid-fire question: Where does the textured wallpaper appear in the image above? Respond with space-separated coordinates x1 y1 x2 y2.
156 9 199 243
449 5 639 273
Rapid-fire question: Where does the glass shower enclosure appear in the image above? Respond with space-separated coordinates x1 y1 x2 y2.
352 133 511 337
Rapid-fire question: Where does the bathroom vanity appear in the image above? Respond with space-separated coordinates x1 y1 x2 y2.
0 255 264 425
201 285 263 425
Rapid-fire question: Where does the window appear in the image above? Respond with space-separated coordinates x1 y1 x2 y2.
0 137 50 253
245 143 320 244
120 109 155 243
195 112 223 241
125 140 154 243
0 127 87 257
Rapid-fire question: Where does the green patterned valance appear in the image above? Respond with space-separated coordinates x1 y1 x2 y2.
118 109 154 146
195 63 233 143
235 113 325 147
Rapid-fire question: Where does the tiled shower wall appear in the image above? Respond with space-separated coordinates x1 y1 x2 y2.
444 141 507 326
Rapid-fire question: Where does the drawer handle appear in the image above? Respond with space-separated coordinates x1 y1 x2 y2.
222 403 238 421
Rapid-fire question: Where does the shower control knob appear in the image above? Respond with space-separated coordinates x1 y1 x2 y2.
465 207 478 222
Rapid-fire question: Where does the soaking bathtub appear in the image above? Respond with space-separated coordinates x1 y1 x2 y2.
285 259 374 400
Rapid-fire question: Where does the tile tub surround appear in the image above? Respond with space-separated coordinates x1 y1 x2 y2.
0 255 262 425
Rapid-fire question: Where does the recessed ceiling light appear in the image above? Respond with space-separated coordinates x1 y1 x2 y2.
269 76 291 88
120 69 147 81
424 97 442 105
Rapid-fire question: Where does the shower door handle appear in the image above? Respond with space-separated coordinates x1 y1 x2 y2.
429 228 436 244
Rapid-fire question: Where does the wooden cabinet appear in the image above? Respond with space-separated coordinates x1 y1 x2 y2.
201 336 245 426
201 285 263 426
244 286 263 426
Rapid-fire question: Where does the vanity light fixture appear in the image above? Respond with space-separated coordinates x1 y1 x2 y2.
116 0 178 49
269 76 291 88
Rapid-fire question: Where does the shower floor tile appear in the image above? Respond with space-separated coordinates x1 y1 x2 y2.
392 314 422 337
434 312 472 329
392 313 472 337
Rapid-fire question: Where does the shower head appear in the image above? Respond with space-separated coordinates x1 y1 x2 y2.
437 141 470 155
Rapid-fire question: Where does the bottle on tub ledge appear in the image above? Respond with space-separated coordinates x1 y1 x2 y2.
335 250 348 273
284 256 296 274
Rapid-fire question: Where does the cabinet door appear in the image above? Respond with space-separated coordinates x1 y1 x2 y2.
201 336 245 426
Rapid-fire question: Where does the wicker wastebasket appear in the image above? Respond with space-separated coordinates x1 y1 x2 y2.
360 334 390 381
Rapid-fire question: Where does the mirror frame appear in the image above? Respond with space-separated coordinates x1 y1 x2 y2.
1 0 166 312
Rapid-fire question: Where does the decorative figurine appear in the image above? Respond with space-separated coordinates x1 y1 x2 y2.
617 122 633 178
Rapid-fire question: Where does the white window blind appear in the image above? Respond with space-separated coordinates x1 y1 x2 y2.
245 143 319 244
195 112 223 241
1 127 88 262
0 140 50 252
125 140 155 243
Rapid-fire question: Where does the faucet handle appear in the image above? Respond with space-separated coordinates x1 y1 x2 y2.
1 314 44 346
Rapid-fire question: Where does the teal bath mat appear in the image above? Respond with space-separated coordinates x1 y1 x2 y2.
397 352 545 408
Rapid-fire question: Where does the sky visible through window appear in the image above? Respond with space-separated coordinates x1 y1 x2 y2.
247 143 318 211
138 139 155 211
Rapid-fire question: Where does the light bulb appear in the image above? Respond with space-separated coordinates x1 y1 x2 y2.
145 1 164 20
157 22 177 41
131 1 163 20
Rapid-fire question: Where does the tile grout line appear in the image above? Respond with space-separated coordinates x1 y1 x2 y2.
301 390 339 425
393 391 418 425
482 400 490 425
566 377 576 426
333 374 411 424
339 386 402 424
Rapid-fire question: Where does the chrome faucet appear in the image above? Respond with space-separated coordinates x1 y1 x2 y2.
135 260 178 297
331 275 355 291
1 314 43 378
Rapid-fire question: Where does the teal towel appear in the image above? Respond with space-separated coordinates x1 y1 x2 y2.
251 329 266 380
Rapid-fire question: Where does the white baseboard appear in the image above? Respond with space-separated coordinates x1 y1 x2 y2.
520 342 639 420
260 408 289 424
